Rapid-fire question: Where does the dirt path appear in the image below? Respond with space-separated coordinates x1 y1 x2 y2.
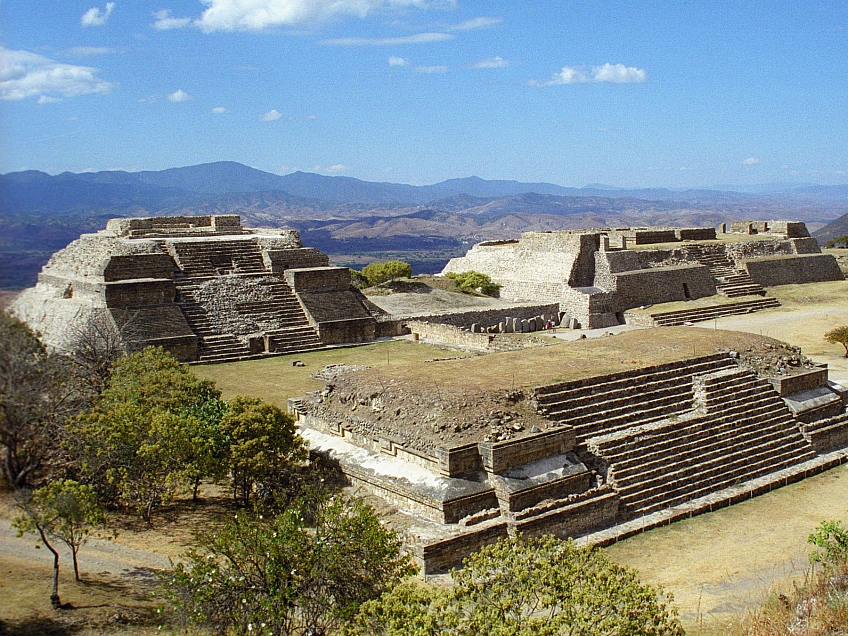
0 517 171 578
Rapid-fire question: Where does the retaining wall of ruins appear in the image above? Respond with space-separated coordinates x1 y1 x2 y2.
742 254 845 287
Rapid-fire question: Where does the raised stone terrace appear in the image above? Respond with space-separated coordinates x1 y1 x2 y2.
10 215 377 363
443 222 843 330
293 328 848 573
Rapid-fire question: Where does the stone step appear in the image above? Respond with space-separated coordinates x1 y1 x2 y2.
543 378 694 416
575 399 695 442
612 411 799 487
621 436 814 515
605 402 791 474
535 356 734 404
626 443 816 517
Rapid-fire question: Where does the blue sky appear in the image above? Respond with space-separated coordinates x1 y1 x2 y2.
1 0 845 188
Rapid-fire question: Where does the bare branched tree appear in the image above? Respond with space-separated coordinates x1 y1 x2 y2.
66 309 129 399
0 313 79 488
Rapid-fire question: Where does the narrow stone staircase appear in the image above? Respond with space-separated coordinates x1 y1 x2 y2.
588 367 816 519
693 251 766 297
533 354 737 443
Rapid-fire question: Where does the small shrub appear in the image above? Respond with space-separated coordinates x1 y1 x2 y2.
445 271 501 297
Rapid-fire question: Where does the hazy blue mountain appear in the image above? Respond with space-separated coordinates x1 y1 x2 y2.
4 162 848 214
813 211 848 242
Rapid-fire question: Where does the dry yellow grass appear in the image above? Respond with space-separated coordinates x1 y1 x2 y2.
604 464 848 635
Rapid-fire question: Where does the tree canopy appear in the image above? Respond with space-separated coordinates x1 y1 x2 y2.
220 396 306 507
67 347 225 521
824 326 848 358
360 260 413 286
347 535 683 636
163 493 414 635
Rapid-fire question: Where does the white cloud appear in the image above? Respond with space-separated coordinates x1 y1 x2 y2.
444 16 501 31
81 2 115 27
530 62 647 86
138 94 157 103
212 106 227 114
62 46 119 56
529 66 588 86
326 164 351 173
37 95 62 104
305 114 317 119
194 0 448 32
152 9 192 30
261 109 283 121
591 62 647 83
471 56 510 69
0 46 113 101
743 157 760 165
322 32 453 46
167 89 192 102
389 56 409 66
415 64 448 73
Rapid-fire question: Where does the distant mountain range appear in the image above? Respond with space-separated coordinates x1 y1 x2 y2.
2 161 848 289
4 161 848 214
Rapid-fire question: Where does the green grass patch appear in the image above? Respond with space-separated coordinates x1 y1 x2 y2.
192 339 473 406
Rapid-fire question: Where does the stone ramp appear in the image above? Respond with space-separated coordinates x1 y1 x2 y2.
533 354 737 443
588 367 817 518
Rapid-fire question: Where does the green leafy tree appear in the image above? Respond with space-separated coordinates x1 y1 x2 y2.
349 268 369 288
163 494 415 635
381 260 412 281
361 261 412 286
824 326 848 358
13 480 106 608
347 535 683 636
67 347 223 521
220 397 306 507
0 312 78 488
809 519 848 570
445 271 501 297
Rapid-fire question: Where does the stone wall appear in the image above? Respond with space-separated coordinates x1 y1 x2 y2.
420 523 509 574
406 320 494 350
106 214 244 237
478 428 576 473
728 221 810 238
611 264 717 308
285 266 351 292
768 367 829 396
742 254 844 287
263 247 327 274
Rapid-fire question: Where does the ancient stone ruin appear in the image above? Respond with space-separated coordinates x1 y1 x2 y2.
10 215 377 362
291 329 848 573
442 223 843 329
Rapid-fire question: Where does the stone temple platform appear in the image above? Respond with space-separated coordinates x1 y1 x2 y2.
10 215 379 363
443 222 843 330
289 328 848 573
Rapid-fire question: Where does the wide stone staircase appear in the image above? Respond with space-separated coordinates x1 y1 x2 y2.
169 238 267 278
588 366 817 519
691 250 766 297
647 297 780 326
174 277 323 363
533 354 737 444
